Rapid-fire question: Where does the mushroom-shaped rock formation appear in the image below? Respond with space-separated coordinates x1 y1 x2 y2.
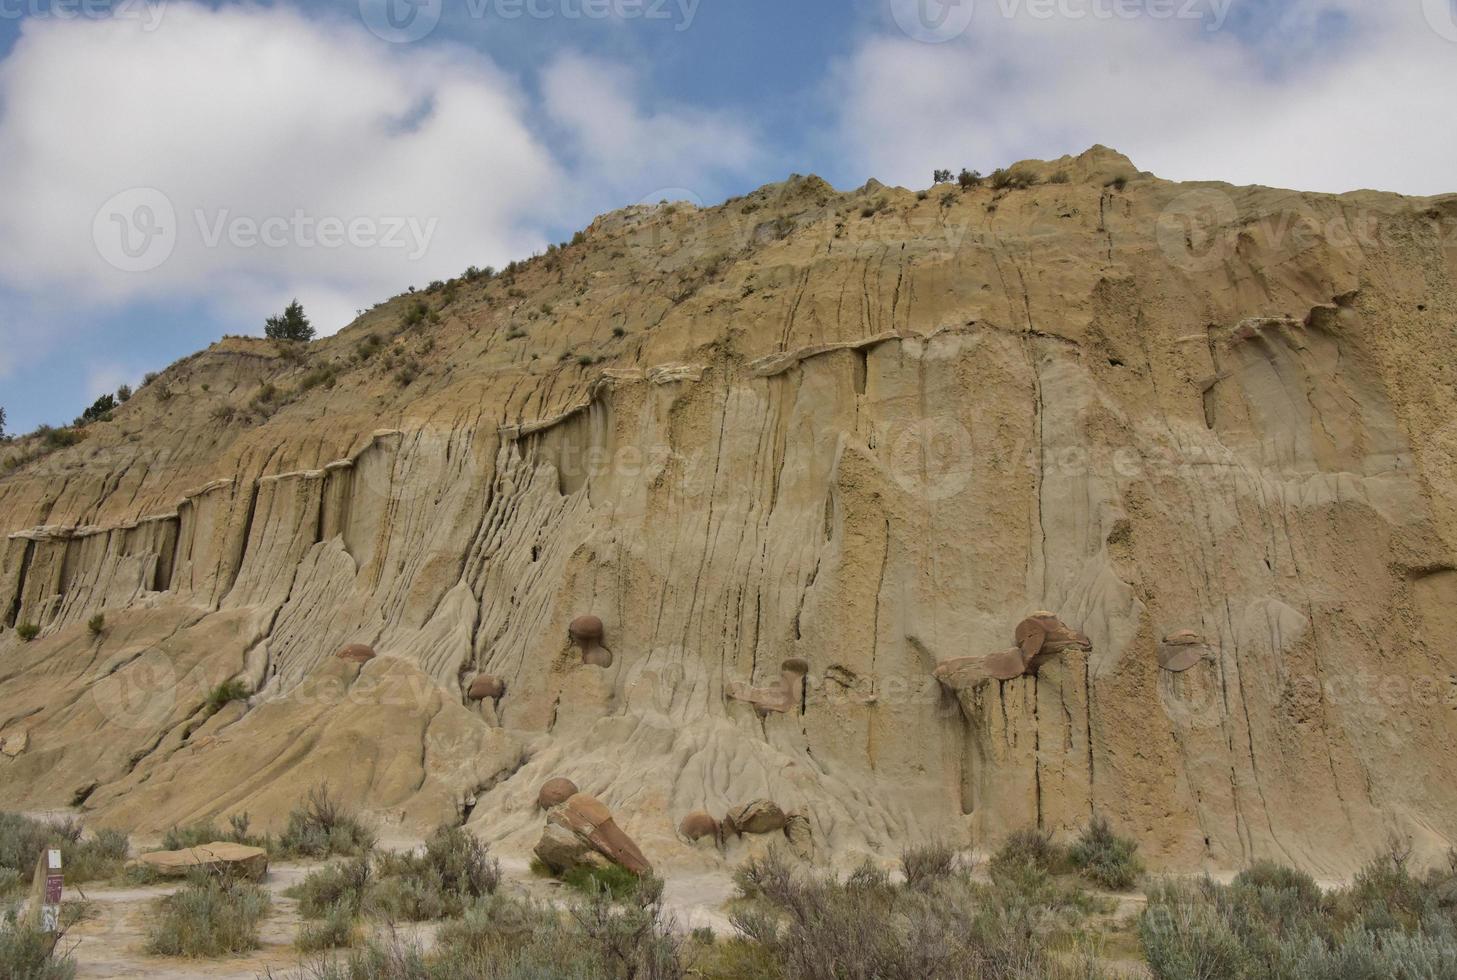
1158 631 1210 673
1016 612 1093 671
569 615 613 668
335 644 376 664
723 799 789 837
933 613 1092 690
678 810 721 843
537 777 579 810
534 792 652 876
728 658 810 715
467 674 506 702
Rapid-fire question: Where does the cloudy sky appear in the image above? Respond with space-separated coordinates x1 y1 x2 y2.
0 0 1454 432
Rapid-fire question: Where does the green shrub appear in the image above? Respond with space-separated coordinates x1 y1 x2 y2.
86 614 105 636
957 168 983 189
1068 816 1142 890
157 815 261 852
0 814 128 886
298 366 338 391
297 902 358 952
15 623 38 642
0 911 76 980
989 167 1039 191
265 299 314 343
355 334 385 361
562 863 640 901
145 874 270 957
42 427 82 450
204 678 249 713
277 785 375 859
1233 861 1322 906
294 826 497 924
729 846 1104 980
989 826 1067 880
1140 849 1457 980
290 855 371 919
901 841 959 889
401 299 430 328
63 828 129 883
162 821 225 850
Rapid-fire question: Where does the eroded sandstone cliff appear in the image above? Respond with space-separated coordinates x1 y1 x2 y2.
3 146 1456 876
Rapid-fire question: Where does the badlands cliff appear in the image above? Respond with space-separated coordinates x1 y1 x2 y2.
3 147 1456 877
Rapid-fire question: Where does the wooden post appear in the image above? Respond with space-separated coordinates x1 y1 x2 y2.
27 847 62 935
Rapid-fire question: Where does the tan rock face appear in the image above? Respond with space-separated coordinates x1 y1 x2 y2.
135 842 269 881
3 148 1457 875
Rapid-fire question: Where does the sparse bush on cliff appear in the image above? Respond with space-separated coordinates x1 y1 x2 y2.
401 298 430 329
265 299 315 343
204 678 249 713
15 623 39 642
86 614 105 636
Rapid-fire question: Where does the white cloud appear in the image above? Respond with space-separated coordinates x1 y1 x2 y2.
836 0 1457 196
540 50 764 205
84 363 134 402
0 3 764 348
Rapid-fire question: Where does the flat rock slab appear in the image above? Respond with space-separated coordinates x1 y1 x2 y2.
134 842 269 882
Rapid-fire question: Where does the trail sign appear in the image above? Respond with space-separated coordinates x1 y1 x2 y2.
29 847 62 934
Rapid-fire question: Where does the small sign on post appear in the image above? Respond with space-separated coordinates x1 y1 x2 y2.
28 847 63 935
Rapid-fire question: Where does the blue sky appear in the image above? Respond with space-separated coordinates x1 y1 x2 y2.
0 0 1454 434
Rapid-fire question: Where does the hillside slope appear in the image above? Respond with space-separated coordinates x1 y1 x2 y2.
3 147 1457 875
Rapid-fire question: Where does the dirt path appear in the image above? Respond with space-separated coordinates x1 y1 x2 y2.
63 863 313 979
